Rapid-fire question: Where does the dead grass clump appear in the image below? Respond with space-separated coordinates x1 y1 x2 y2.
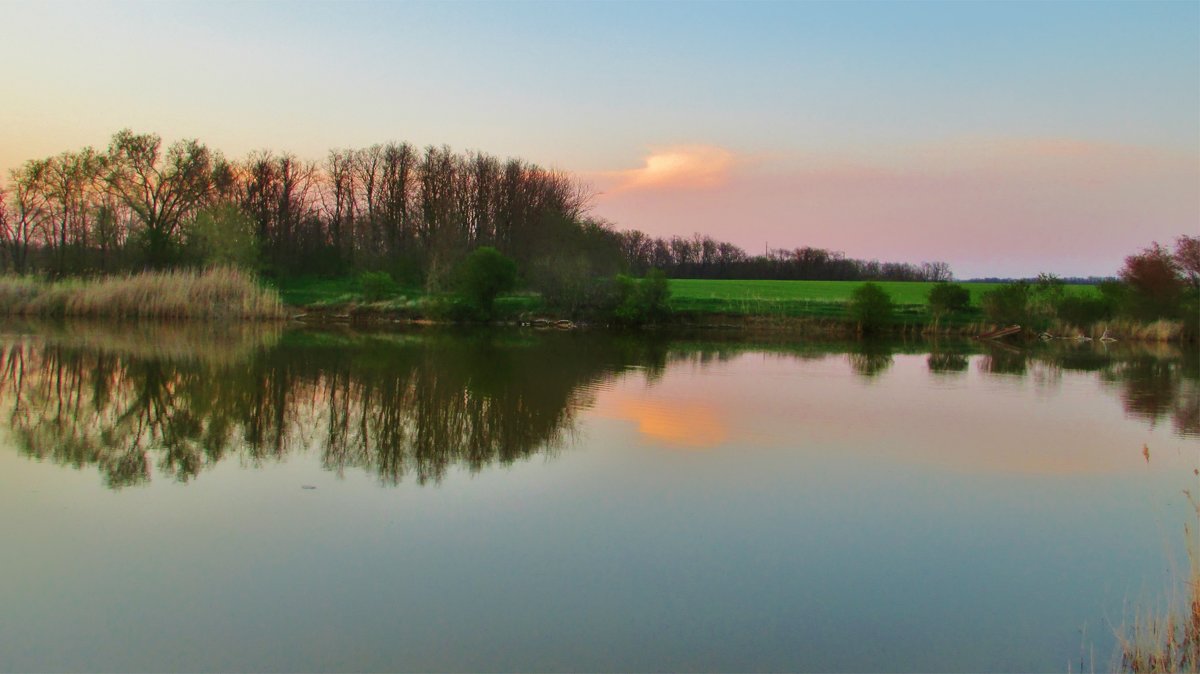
0 268 283 320
1117 491 1200 673
1089 319 1185 342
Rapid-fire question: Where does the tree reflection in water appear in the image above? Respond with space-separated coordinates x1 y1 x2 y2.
972 340 1198 437
848 340 894 379
0 327 670 487
0 326 1195 488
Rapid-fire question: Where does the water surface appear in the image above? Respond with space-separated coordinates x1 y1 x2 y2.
0 322 1196 672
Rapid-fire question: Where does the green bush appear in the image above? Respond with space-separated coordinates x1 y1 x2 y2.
1054 294 1114 327
847 282 894 334
612 269 671 326
357 271 399 302
981 282 1030 325
456 246 518 319
927 282 971 321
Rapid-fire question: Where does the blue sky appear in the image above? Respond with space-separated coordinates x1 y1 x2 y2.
1 0 1196 276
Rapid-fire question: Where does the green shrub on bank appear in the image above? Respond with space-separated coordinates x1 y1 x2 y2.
927 282 971 324
1055 294 1115 327
981 282 1030 325
612 270 671 326
847 283 894 334
456 247 518 320
358 271 400 302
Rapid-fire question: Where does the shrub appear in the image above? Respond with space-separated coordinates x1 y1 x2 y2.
927 282 971 323
1055 294 1114 327
1030 273 1066 316
981 282 1030 325
612 269 671 326
847 282 894 334
456 246 518 319
357 271 400 302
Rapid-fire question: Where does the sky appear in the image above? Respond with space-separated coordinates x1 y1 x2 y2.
0 0 1196 278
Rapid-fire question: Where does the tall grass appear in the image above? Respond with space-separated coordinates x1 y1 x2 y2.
1117 490 1200 673
0 268 284 320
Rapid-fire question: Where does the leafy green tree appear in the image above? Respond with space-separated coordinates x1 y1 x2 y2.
457 246 517 318
183 202 259 269
847 282 894 334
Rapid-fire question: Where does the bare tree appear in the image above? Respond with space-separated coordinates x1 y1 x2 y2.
3 161 52 273
104 130 218 267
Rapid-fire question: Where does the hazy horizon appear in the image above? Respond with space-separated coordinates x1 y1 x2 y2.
1 0 1196 278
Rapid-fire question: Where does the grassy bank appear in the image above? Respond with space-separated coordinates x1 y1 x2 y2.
0 268 285 320
273 275 542 320
272 275 1191 341
666 279 1100 317
280 276 1015 320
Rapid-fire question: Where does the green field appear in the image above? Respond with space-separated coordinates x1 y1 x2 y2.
667 279 1099 318
275 275 1102 324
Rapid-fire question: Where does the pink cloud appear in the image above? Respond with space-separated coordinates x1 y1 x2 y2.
597 145 738 193
588 137 1199 277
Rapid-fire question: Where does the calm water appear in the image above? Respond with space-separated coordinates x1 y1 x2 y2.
0 322 1196 672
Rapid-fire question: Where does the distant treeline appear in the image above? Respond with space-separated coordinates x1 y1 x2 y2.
614 231 952 281
0 129 951 292
966 276 1113 285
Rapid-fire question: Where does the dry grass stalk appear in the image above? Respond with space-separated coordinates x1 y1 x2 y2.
1117 490 1200 673
0 268 284 320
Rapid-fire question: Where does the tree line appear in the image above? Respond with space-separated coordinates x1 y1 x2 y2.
0 129 953 293
0 130 609 286
613 230 952 281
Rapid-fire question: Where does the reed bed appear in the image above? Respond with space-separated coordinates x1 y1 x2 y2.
0 268 284 320
1048 319 1188 343
1117 491 1200 673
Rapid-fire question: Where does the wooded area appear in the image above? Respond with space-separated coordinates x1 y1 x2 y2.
0 130 953 293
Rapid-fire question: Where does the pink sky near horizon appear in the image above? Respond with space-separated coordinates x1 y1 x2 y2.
587 139 1199 279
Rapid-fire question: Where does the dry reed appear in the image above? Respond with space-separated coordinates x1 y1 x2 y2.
1117 490 1200 673
1047 319 1187 342
0 268 284 320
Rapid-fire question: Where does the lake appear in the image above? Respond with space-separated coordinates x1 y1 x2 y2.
0 322 1196 672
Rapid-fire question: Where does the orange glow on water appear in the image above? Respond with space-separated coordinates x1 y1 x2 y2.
603 397 730 449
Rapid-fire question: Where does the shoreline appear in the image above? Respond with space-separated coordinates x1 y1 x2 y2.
0 270 1189 343
286 303 1194 343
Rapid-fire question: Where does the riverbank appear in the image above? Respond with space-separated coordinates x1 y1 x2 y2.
284 300 1190 343
0 271 1188 343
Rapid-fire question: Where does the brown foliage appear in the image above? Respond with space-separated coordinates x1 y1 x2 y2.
1121 243 1184 318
